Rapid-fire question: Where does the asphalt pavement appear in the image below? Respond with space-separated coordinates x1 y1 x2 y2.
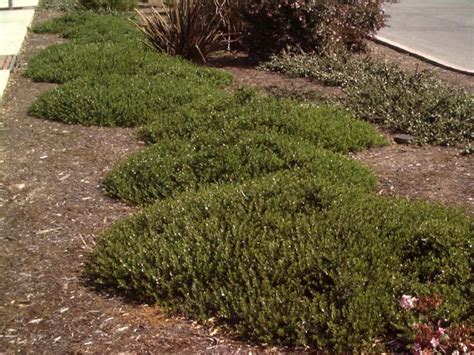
377 0 474 73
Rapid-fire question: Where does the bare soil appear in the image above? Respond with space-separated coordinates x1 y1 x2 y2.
0 10 472 354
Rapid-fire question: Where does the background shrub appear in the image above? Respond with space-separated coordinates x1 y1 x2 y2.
344 62 474 146
239 0 385 58
103 130 377 204
262 52 474 146
87 170 473 350
38 0 79 11
262 49 367 86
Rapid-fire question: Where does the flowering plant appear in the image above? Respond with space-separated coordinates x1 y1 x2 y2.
239 0 385 58
399 295 473 354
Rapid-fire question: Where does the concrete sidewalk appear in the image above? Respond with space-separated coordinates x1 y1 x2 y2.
0 1 38 100
377 0 474 74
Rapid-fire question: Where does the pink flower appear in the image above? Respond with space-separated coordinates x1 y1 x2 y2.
400 295 418 310
438 327 446 335
413 343 421 353
430 337 439 348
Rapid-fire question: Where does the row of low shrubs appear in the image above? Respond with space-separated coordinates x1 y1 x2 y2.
262 52 474 146
32 11 141 41
29 12 472 352
27 14 384 149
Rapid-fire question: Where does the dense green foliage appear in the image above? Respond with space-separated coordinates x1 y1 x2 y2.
25 40 232 85
79 0 136 11
38 0 78 11
138 90 386 153
28 75 227 126
32 12 140 42
88 170 473 350
104 130 377 203
262 52 474 146
262 50 366 86
344 63 474 146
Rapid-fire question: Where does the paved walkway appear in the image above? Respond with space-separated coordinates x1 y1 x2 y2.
377 0 474 73
0 0 38 100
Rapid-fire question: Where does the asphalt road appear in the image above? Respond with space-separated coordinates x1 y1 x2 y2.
377 0 474 72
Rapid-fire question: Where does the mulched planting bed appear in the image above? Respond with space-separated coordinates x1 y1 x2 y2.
1 9 472 353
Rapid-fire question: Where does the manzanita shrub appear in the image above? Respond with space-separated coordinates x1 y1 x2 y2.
240 0 385 58
25 40 232 85
28 74 227 126
79 0 136 12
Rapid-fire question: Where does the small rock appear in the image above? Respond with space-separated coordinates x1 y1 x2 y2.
393 134 413 145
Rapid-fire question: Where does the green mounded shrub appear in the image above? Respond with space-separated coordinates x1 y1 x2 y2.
25 41 232 85
38 0 79 11
28 74 227 127
79 0 136 11
87 169 473 350
139 90 387 153
262 52 474 146
103 129 377 204
32 12 140 43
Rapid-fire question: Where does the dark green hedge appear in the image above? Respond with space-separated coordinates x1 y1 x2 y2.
88 170 473 351
104 130 377 204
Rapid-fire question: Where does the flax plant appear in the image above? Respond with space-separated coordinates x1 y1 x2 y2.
135 0 228 62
